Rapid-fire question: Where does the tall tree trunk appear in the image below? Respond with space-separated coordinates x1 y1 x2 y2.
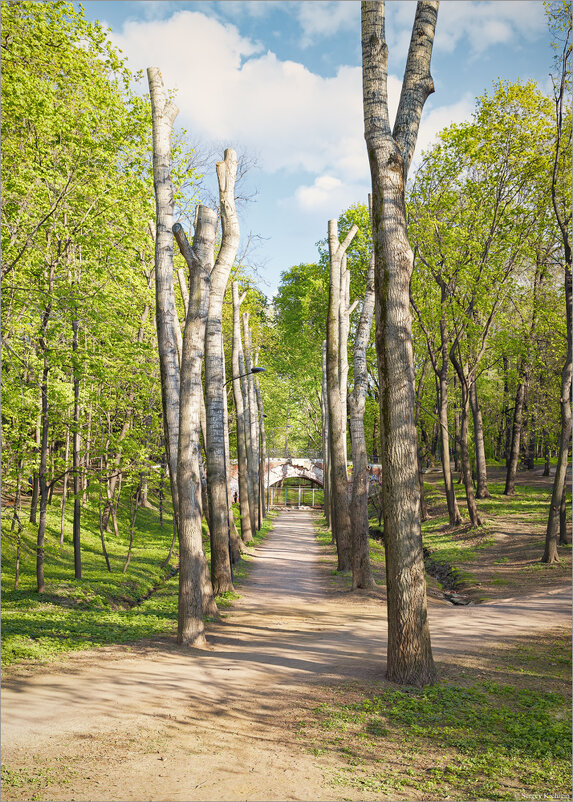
30 411 41 523
321 340 331 528
60 424 70 546
362 0 438 686
173 212 217 643
349 248 375 589
36 268 54 593
326 219 357 572
504 378 527 495
543 21 572 562
372 413 379 463
204 149 240 595
254 369 267 525
437 315 461 525
37 351 50 594
72 311 82 579
147 66 181 530
470 380 490 498
242 313 260 532
339 259 351 466
457 380 482 527
231 283 253 543
223 386 242 563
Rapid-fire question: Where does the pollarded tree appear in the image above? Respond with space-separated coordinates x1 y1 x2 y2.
326 219 358 572
349 238 376 589
173 210 217 646
362 0 438 687
204 149 241 594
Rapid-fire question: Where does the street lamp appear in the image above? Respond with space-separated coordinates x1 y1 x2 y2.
223 366 266 387
221 366 265 577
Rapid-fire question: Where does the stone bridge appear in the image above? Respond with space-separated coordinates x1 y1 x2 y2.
228 457 382 496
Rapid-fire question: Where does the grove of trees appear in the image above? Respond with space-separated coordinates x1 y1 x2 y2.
2 0 570 686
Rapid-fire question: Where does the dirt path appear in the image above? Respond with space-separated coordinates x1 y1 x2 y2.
2 510 570 802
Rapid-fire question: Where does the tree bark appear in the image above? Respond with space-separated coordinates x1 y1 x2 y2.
242 312 260 531
454 373 482 527
469 380 490 498
543 24 572 563
204 149 240 594
254 367 267 524
71 309 82 578
504 378 526 495
231 283 253 542
362 0 438 686
339 258 351 466
349 247 375 589
147 66 181 530
326 219 357 572
59 424 70 546
173 210 217 644
321 340 331 528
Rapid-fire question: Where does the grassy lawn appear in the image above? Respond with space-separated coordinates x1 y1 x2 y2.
1 492 276 667
296 631 572 801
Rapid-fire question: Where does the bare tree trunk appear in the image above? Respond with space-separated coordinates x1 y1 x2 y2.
204 149 240 595
97 462 112 573
339 259 351 466
326 219 357 572
60 424 70 546
173 211 218 642
504 378 526 495
362 0 438 686
30 411 41 523
349 247 375 589
147 66 181 530
470 380 490 498
242 313 260 531
82 398 92 507
231 283 253 542
71 311 82 579
436 315 462 524
321 341 331 527
543 22 572 562
254 367 267 524
238 347 256 534
37 350 51 592
457 380 482 527
223 386 242 563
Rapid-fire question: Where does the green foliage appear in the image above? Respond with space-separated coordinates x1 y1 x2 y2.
306 635 572 800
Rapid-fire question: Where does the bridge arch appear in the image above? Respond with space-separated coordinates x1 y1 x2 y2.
267 459 324 488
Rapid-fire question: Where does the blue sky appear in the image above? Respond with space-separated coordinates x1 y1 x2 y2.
81 1 555 297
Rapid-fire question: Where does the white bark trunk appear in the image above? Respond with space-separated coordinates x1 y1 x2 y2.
327 219 358 571
231 282 253 542
204 149 240 594
362 1 438 687
173 211 217 645
147 66 181 526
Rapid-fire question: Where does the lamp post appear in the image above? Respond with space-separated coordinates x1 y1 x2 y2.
265 415 270 511
222 366 265 574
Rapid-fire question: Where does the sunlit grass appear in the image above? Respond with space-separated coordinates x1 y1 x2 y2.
1 493 277 666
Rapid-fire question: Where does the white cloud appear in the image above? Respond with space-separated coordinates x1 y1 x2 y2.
111 12 366 176
112 7 475 221
436 1 545 55
294 175 342 210
296 1 359 47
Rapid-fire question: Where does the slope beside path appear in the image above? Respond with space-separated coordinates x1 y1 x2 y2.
2 510 570 802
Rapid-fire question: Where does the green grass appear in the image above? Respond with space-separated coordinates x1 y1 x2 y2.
303 635 572 801
1 493 277 667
